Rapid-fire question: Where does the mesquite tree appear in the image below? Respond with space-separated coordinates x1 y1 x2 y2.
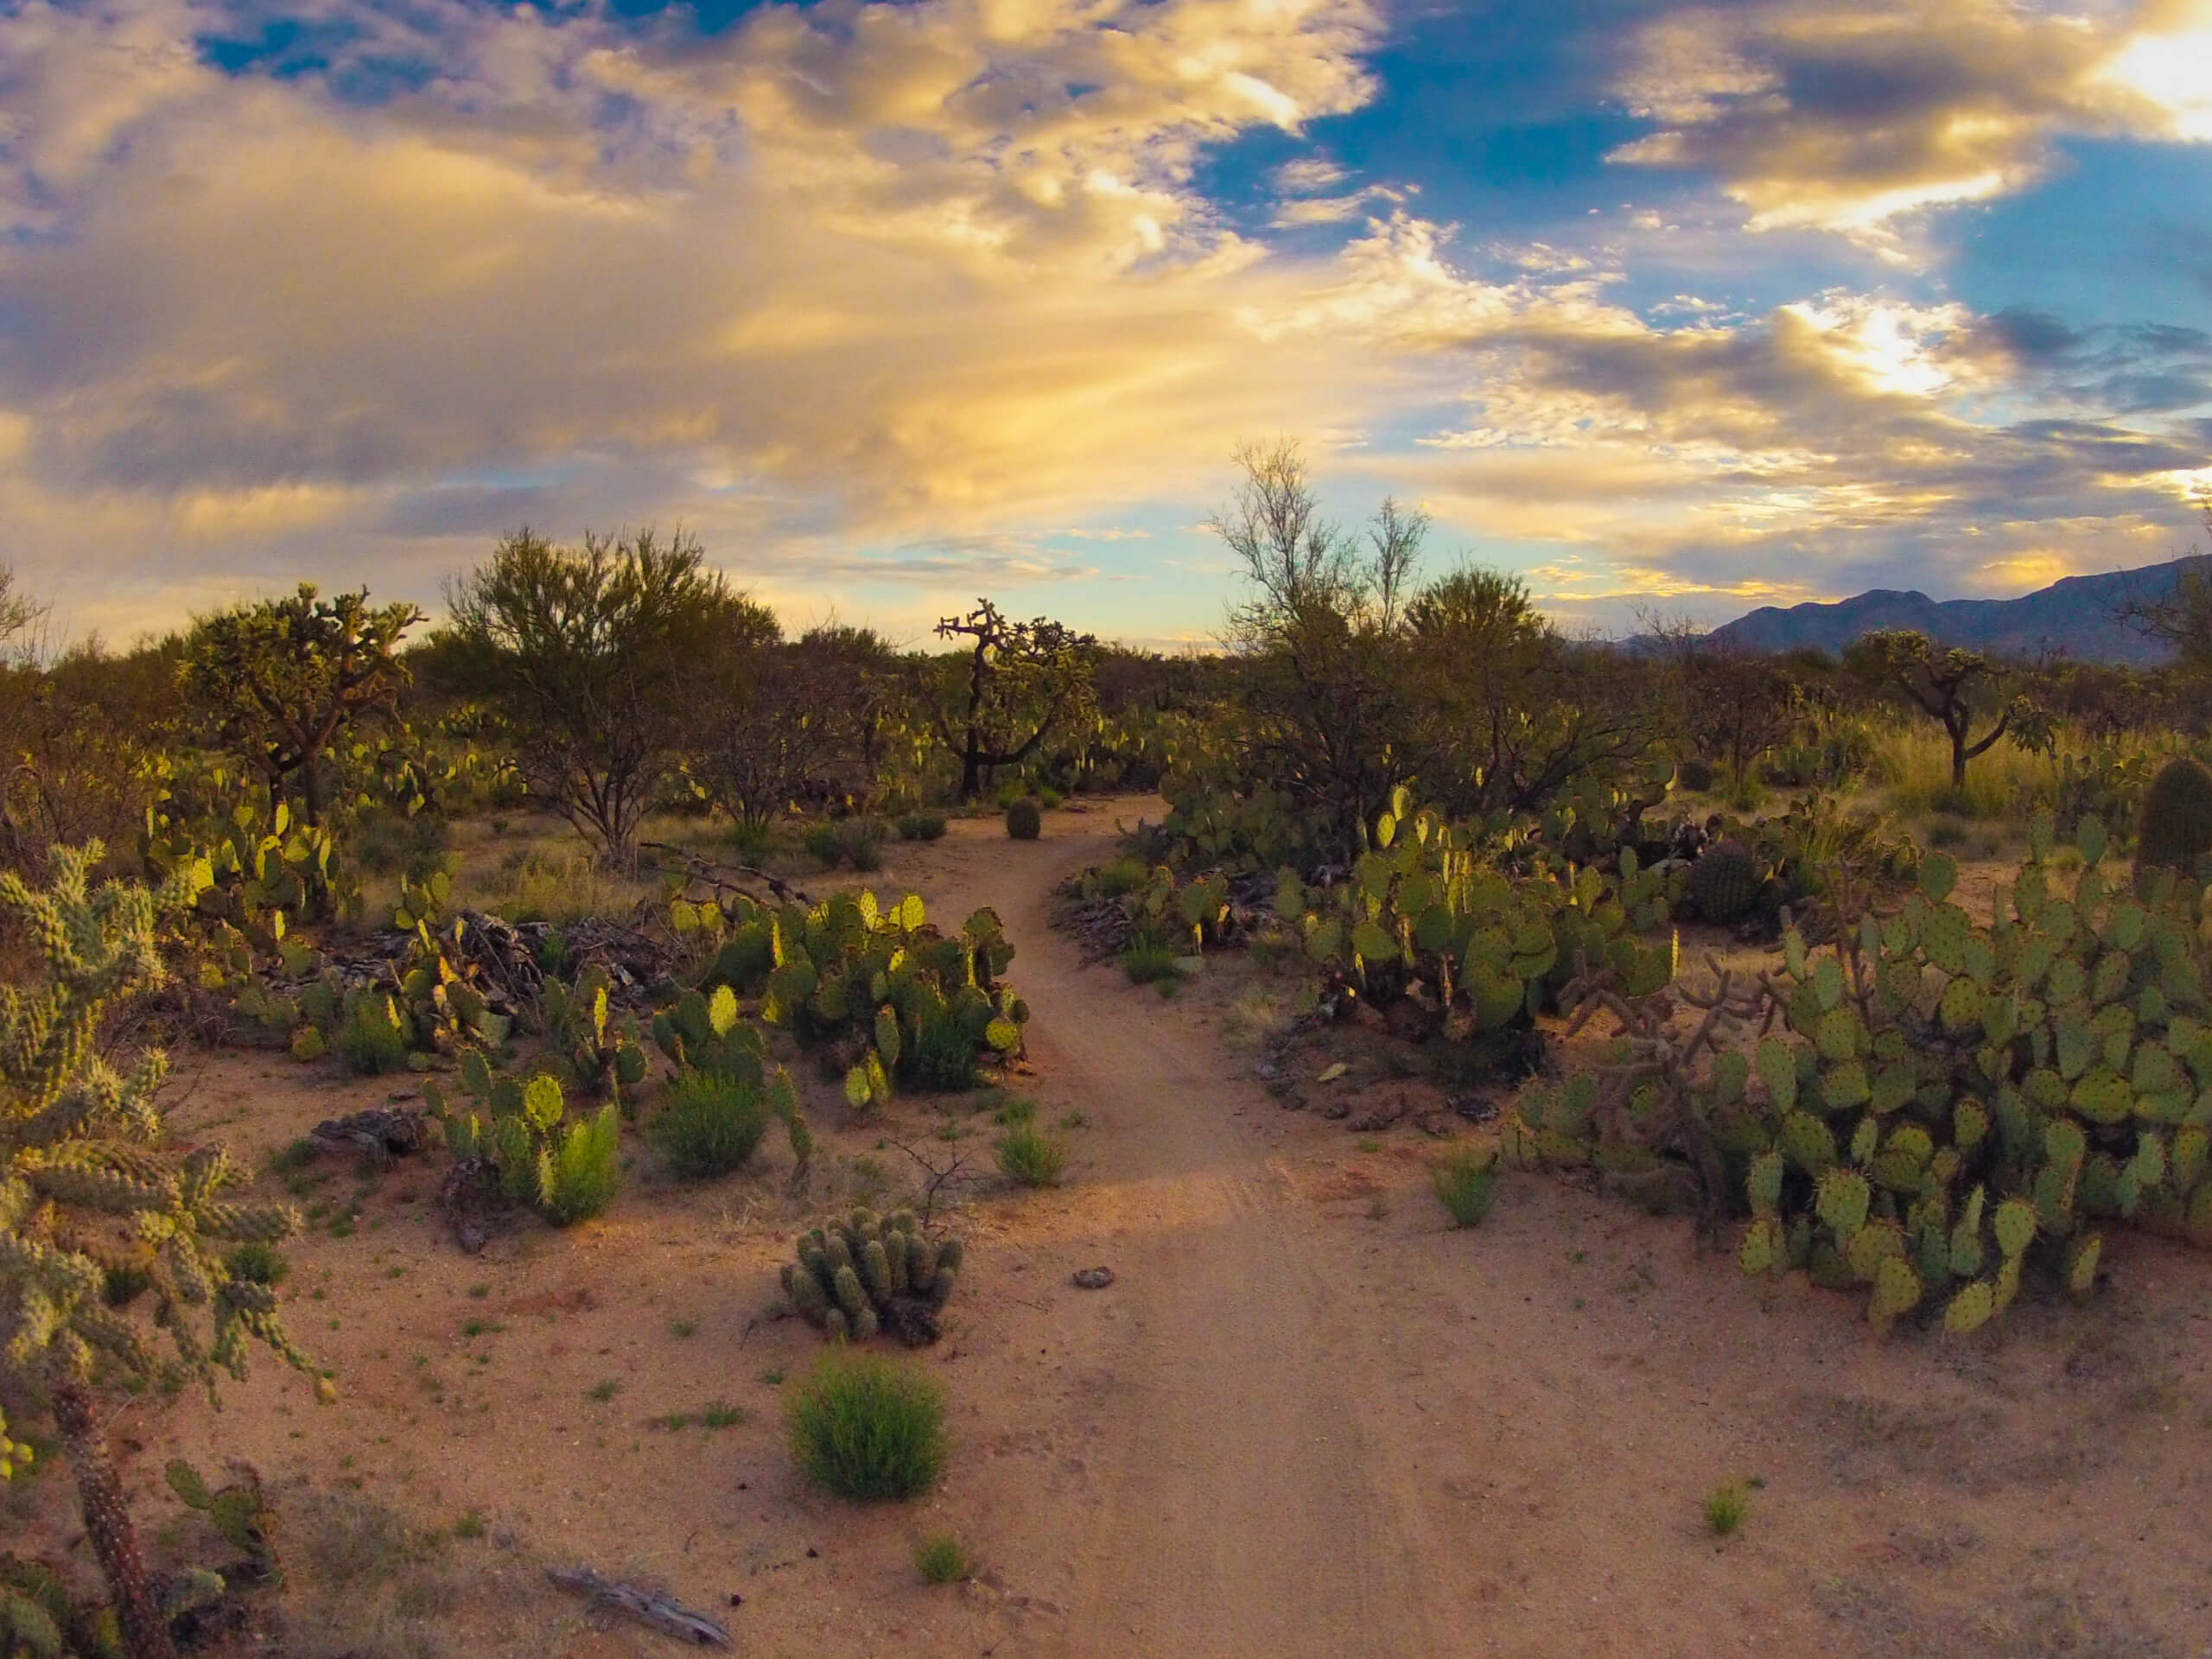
1845 629 2050 791
0 845 312 1659
928 601 1097 800
179 584 423 829
444 528 776 867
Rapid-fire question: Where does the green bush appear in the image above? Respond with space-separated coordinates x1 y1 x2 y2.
994 1123 1067 1187
349 804 452 877
803 823 842 868
785 1351 948 1501
1120 944 1180 987
896 813 948 842
729 819 775 861
538 1103 623 1225
915 1535 967 1584
908 995 983 1090
837 818 887 872
338 992 410 1075
1005 799 1042 840
1034 785 1064 810
1431 1145 1498 1228
650 1068 771 1178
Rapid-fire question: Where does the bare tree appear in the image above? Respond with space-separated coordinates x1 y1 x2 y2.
444 527 775 867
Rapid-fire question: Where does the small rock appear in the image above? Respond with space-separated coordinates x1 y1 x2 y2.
1321 1100 1351 1121
1071 1267 1115 1289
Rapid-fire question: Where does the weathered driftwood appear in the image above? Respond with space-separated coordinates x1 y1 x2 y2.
546 1566 730 1647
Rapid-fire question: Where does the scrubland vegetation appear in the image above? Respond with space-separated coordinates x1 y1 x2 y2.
4 462 2212 1655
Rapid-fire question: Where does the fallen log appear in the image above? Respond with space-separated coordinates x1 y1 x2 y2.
546 1566 730 1647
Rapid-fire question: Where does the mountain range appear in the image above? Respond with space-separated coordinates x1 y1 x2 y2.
1704 556 2209 665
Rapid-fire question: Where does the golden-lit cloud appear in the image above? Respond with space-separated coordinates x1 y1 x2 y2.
0 0 2205 644
1609 0 2212 243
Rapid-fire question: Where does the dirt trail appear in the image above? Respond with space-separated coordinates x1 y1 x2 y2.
925 814 1479 1656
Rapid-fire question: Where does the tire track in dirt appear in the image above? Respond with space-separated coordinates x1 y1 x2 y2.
931 820 1481 1657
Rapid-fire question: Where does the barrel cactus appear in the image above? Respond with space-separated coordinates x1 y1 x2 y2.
1690 838 1760 923
2137 756 2212 874
1006 799 1043 841
782 1207 963 1346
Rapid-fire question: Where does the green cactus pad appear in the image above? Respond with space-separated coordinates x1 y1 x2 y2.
1993 1197 2037 1258
1942 1280 1994 1333
1815 1168 1871 1236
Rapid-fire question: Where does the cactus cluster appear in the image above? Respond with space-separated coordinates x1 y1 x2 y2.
1125 868 1230 954
651 984 810 1164
540 963 648 1105
782 1207 963 1345
142 791 355 933
165 1459 279 1583
679 887 1027 1106
426 1057 621 1226
1512 813 2212 1333
1282 789 1678 1050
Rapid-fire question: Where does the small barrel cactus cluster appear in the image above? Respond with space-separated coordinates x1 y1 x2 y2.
783 1207 964 1346
2137 755 2212 874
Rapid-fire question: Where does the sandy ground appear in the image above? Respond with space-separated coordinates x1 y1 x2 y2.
13 802 2212 1658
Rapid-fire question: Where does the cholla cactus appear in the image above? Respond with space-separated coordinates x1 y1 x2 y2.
1 842 311 1659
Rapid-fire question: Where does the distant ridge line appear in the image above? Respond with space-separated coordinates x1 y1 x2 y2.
1703 556 2212 665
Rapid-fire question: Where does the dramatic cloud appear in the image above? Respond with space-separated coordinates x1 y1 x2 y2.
1608 0 2212 243
0 0 2205 642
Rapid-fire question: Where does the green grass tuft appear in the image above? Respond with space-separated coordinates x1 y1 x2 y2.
994 1123 1068 1187
1704 1481 1749 1537
785 1351 948 1502
915 1534 968 1585
1120 943 1181 987
1431 1145 1499 1228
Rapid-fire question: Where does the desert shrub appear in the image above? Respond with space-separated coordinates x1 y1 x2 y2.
1675 757 1716 792
338 993 410 1076
650 1068 771 1178
915 1535 968 1584
1083 856 1148 899
803 823 842 867
994 1123 1068 1187
836 817 886 871
1431 1145 1498 1227
1120 943 1181 986
728 819 774 861
349 804 452 877
1006 798 1042 840
1925 816 1969 849
896 812 948 842
785 1351 948 1500
1034 785 1065 810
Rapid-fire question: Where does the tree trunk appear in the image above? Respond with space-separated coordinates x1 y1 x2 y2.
1949 728 1968 791
51 1379 179 1659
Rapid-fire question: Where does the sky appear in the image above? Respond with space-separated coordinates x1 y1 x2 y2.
2 0 2209 650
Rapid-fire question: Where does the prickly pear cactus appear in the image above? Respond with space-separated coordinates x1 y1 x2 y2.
783 1207 961 1346
1515 813 2212 1336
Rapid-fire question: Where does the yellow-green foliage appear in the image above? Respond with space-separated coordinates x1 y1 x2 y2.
427 1061 622 1226
1510 814 2212 1335
0 844 313 1429
1281 788 1677 1039
675 887 1027 1103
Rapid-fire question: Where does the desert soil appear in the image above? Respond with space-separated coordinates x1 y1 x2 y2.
13 802 2212 1658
